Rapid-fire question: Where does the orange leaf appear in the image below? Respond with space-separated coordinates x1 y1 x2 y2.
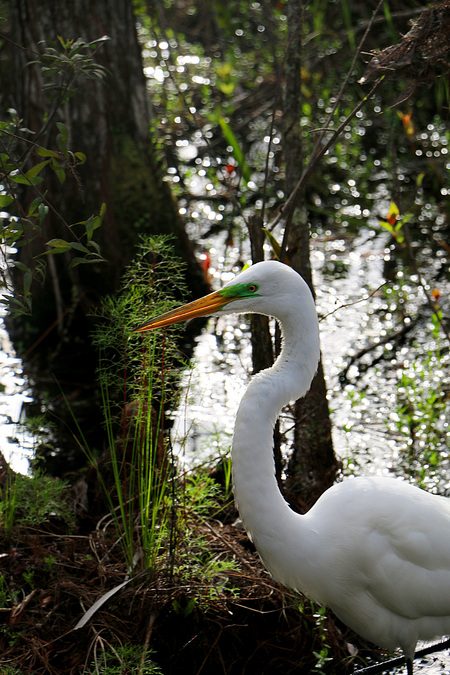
385 201 400 225
397 110 415 138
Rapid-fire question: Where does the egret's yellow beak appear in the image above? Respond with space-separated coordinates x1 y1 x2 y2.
133 289 234 333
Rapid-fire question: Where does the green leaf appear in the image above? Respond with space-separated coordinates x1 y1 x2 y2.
25 160 49 179
36 146 59 159
416 172 425 187
85 203 106 243
56 122 69 145
262 228 282 260
56 133 68 157
52 166 66 184
28 197 43 217
14 261 31 273
218 82 235 96
88 240 102 255
379 220 394 236
23 269 33 296
68 241 90 254
11 173 43 186
68 256 101 269
45 238 71 253
47 238 70 248
0 153 14 170
14 237 35 248
0 194 14 207
218 116 252 183
38 203 49 222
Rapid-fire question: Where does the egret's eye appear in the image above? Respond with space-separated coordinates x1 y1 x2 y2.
247 283 258 293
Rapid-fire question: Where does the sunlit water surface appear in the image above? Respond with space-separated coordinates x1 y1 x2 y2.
0 309 34 473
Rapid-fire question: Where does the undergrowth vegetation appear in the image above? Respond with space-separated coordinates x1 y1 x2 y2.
0 468 74 539
86 235 186 575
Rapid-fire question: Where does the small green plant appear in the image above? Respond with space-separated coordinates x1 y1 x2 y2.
172 595 197 617
311 604 333 674
43 555 57 573
378 200 412 245
171 471 239 610
220 452 233 501
173 533 239 612
0 573 18 608
22 568 35 589
0 625 24 650
0 467 19 538
86 643 163 675
183 472 221 518
295 598 332 674
29 36 110 103
206 429 234 501
68 236 187 574
391 309 449 480
0 469 74 537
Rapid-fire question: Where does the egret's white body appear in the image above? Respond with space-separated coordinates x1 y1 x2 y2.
136 260 450 671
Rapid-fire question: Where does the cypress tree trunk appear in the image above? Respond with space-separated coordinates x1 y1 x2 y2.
7 0 206 357
282 0 339 507
3 0 207 472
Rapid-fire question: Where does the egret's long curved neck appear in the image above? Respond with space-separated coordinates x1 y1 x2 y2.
231 302 320 587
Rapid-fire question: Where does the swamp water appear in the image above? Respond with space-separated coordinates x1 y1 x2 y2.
0 306 34 473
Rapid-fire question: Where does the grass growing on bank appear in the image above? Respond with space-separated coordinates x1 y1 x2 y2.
80 235 187 574
66 235 237 587
0 468 74 540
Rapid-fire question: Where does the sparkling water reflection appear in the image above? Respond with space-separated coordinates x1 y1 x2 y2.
0 310 34 473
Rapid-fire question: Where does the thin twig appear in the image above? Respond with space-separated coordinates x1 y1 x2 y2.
339 318 417 384
139 613 157 674
275 77 383 257
321 282 388 321
325 0 385 130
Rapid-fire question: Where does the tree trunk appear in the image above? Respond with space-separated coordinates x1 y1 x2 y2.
282 0 339 508
248 214 283 485
7 0 206 357
3 0 208 473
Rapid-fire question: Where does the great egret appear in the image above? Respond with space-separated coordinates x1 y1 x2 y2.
135 260 450 673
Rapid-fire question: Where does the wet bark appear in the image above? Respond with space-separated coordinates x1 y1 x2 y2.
248 215 274 375
247 214 283 485
282 0 339 507
2 0 207 473
7 0 206 358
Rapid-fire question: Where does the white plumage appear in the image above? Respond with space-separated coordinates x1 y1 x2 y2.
135 260 450 672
